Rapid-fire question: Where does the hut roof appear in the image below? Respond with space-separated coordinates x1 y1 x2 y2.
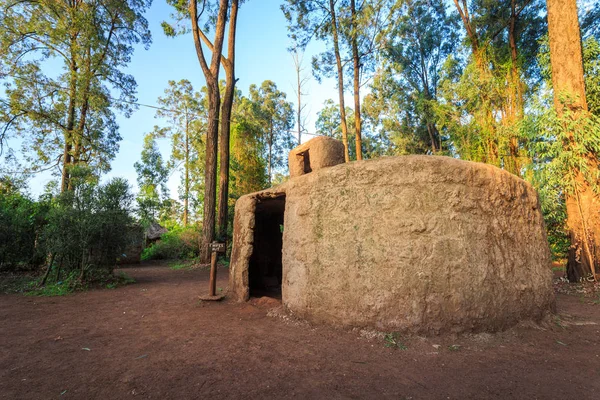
146 222 168 240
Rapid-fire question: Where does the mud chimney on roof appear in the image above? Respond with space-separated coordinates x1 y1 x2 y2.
288 136 345 178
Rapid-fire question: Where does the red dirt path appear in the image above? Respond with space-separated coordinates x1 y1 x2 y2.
1 262 600 399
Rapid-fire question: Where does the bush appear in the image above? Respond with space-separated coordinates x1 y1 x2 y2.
141 226 200 260
41 176 135 280
0 178 49 271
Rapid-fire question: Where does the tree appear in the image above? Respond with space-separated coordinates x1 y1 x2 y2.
284 0 389 161
229 96 268 200
439 0 545 174
152 80 204 226
134 134 171 225
371 0 458 154
546 0 600 281
283 0 351 161
163 0 231 262
0 0 152 192
216 0 239 241
315 98 356 156
349 0 363 160
249 81 294 186
189 0 241 239
291 48 309 146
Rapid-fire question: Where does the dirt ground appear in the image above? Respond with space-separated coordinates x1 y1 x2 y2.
1 262 599 400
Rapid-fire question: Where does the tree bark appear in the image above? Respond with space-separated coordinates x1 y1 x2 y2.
184 116 190 227
190 0 229 263
329 0 350 162
547 0 599 281
61 46 78 193
217 0 239 241
350 0 362 160
268 123 273 187
504 0 523 176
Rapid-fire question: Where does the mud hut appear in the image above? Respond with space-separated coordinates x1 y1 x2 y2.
228 136 555 334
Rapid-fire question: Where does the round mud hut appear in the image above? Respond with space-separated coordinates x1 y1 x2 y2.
228 136 555 334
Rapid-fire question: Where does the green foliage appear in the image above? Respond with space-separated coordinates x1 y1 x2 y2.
168 260 196 270
364 0 458 156
27 271 81 297
315 99 359 158
230 99 269 198
41 173 135 280
141 226 200 260
524 99 600 195
538 35 600 116
2 170 138 289
448 344 461 352
383 332 407 350
0 176 49 270
0 0 152 176
151 80 206 224
521 93 600 259
248 80 295 182
583 37 600 115
135 134 171 225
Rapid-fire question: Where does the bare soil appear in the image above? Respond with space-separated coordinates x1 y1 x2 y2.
1 262 600 399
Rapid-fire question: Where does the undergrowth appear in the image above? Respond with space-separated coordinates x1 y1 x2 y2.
169 260 197 271
384 332 408 350
22 270 136 296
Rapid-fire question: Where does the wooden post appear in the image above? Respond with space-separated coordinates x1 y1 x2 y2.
209 249 218 297
199 241 226 301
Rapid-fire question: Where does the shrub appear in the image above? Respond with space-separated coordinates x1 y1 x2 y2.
141 225 200 260
40 175 135 282
0 178 49 271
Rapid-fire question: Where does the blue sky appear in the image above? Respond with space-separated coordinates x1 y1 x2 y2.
24 0 346 198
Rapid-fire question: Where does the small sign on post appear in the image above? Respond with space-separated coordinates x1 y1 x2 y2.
210 242 226 253
199 241 226 301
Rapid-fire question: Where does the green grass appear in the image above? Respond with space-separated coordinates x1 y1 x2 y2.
26 271 82 297
169 260 196 270
25 271 136 296
106 272 136 289
27 281 75 296
384 332 408 350
448 344 461 352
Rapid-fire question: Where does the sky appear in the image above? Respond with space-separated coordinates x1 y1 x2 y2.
22 0 348 198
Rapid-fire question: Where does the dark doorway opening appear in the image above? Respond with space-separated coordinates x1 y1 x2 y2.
298 150 312 174
249 195 285 298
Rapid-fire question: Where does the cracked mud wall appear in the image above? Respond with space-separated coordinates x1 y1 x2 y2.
230 155 555 334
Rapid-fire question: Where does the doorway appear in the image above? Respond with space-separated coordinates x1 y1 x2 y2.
248 195 285 298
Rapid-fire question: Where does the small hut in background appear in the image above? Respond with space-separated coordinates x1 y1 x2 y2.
145 222 168 246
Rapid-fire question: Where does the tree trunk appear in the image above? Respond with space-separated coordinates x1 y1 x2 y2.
217 0 239 241
200 83 220 262
61 51 78 193
40 253 56 286
190 0 229 263
504 0 523 177
547 0 600 281
329 0 350 162
350 0 362 160
268 125 273 187
184 118 189 227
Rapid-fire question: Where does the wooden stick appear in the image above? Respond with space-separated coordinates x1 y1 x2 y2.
209 250 218 296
